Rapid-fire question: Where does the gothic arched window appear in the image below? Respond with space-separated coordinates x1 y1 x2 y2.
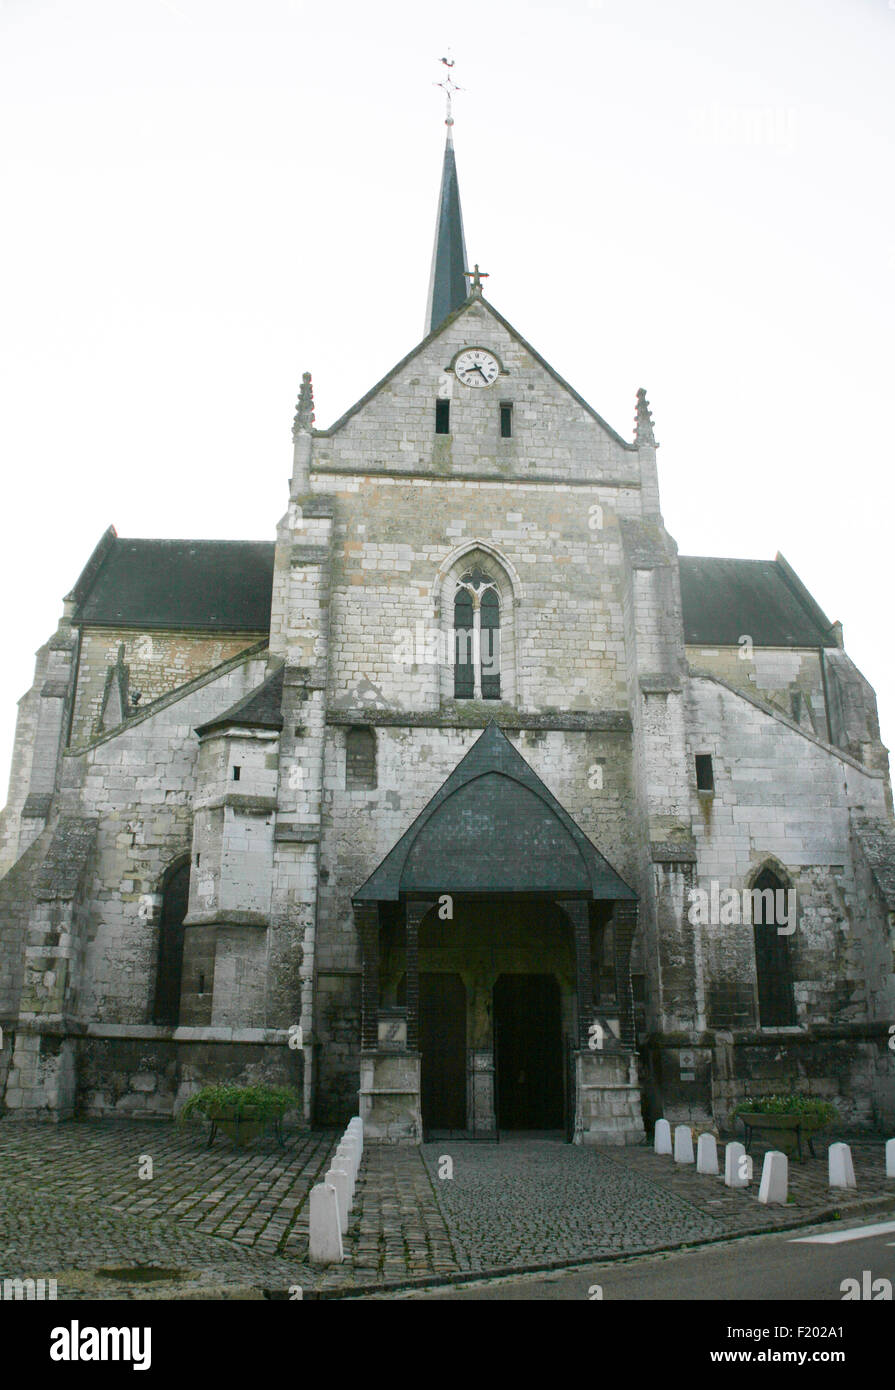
152 858 190 1026
453 566 501 700
752 867 797 1027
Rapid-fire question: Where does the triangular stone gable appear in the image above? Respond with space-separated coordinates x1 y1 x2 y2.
312 296 636 482
354 721 636 901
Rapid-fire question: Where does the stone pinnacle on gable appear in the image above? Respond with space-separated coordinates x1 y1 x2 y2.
635 387 658 448
293 371 315 438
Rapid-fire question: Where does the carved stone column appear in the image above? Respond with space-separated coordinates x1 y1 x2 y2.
404 899 433 1051
354 901 380 1051
613 900 638 1048
562 899 594 1048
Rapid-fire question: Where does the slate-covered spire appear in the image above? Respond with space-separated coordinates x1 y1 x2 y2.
425 61 469 334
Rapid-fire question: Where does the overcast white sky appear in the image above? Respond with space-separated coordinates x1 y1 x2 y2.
1 0 893 799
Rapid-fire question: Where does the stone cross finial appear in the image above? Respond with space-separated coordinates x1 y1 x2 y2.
634 386 657 447
465 263 489 293
293 371 315 437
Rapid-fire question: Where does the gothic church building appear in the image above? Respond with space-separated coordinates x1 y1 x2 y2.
2 119 894 1141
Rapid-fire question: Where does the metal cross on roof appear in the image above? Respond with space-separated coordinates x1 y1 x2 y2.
435 52 462 128
465 263 489 292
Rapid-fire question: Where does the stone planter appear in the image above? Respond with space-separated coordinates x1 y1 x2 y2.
737 1111 826 1163
205 1106 285 1149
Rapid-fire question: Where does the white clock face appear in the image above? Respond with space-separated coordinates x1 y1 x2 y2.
454 348 500 388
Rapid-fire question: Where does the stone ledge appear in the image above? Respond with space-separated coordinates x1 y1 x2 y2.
639 675 683 695
76 1023 292 1044
182 910 269 928
327 709 633 733
21 792 53 820
651 840 698 864
290 544 330 566
274 825 320 842
195 793 277 813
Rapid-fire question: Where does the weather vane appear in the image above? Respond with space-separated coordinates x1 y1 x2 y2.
435 51 462 128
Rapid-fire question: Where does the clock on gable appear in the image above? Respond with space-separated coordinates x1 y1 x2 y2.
454 348 500 388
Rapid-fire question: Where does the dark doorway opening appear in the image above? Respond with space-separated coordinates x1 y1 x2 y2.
152 859 190 1026
418 973 467 1133
493 973 563 1129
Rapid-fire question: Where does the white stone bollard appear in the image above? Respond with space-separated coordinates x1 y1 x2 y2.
828 1142 857 1190
725 1141 751 1188
347 1119 364 1159
654 1119 672 1155
758 1150 788 1205
338 1137 359 1175
674 1124 695 1164
336 1144 358 1199
886 1138 895 1179
326 1164 352 1232
697 1133 719 1175
309 1182 344 1264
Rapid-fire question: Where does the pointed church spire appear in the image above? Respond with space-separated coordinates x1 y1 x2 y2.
425 56 469 334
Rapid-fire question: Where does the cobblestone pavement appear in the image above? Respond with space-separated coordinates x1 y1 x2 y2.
0 1121 458 1298
421 1135 728 1270
0 1122 892 1298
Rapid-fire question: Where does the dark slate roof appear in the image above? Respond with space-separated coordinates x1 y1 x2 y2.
355 721 636 901
195 664 285 736
679 554 836 648
425 129 469 333
70 536 275 632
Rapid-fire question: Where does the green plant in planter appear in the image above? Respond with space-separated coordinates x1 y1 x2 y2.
179 1084 300 1148
733 1095 837 1126
733 1094 837 1161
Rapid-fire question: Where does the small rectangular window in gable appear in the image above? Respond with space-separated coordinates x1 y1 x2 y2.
232 766 241 781
435 399 450 434
500 402 513 438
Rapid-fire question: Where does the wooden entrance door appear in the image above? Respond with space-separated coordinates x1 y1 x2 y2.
494 973 563 1129
419 973 467 1132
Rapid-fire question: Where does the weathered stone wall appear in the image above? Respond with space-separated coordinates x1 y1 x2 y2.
70 627 264 746
685 674 890 1034
313 300 638 485
75 1028 302 1121
687 645 826 735
63 652 270 1025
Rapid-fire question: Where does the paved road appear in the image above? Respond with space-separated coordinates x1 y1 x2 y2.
374 1217 895 1301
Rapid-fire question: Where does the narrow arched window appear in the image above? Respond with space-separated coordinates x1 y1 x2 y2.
454 589 475 698
346 726 377 789
152 859 190 1026
752 867 797 1027
480 587 501 700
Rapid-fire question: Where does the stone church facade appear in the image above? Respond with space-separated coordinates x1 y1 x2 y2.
1 123 894 1141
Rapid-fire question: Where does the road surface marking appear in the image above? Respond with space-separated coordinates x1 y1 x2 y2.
791 1220 895 1245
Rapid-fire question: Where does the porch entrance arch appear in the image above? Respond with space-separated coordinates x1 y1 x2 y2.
353 723 639 1143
